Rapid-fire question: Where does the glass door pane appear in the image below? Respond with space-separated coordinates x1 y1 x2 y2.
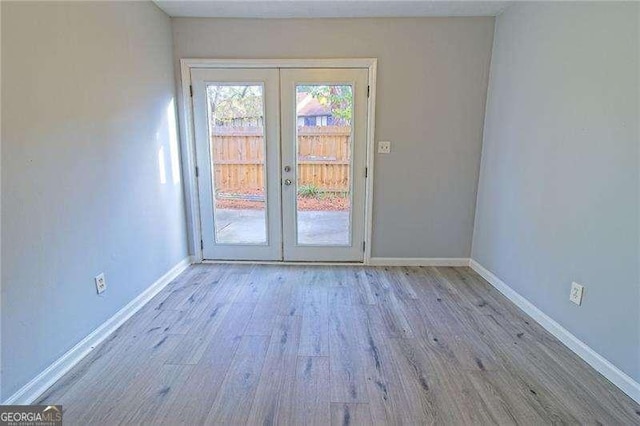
207 84 267 245
295 85 353 246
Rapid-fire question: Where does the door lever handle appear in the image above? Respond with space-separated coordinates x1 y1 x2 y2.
284 179 292 186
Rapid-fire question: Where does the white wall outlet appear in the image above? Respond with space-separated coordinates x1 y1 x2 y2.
569 282 584 305
378 141 391 154
95 273 107 294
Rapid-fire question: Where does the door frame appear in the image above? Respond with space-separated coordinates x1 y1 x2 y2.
179 58 378 264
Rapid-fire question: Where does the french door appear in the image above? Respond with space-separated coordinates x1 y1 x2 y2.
191 67 368 262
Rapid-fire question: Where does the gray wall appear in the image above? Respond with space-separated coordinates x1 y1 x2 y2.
172 17 495 258
1 1 188 399
472 2 639 382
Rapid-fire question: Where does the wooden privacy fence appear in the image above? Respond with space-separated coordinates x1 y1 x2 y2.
211 126 351 193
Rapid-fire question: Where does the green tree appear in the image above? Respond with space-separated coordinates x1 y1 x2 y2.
207 85 263 126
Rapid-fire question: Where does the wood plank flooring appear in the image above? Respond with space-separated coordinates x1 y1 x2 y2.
38 264 640 425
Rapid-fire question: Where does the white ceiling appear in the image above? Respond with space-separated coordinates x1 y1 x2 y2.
154 0 511 18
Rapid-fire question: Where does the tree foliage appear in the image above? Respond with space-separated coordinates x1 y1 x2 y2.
206 84 353 127
207 85 263 126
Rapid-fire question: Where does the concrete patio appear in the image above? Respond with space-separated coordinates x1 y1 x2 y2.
214 209 350 245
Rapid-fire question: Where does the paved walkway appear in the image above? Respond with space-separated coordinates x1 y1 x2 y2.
215 209 350 245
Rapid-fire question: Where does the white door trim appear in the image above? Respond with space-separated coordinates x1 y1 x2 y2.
179 58 378 263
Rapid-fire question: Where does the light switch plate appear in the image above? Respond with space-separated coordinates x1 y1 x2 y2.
569 282 583 305
378 141 391 154
95 273 107 294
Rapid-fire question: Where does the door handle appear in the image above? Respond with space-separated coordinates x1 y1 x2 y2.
284 179 292 186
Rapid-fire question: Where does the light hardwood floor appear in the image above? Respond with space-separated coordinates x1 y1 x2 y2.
38 264 640 425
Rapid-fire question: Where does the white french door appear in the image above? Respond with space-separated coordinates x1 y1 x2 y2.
192 68 282 260
191 67 368 262
280 68 368 261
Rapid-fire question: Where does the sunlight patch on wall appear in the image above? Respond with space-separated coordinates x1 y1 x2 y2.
158 145 167 184
167 99 181 185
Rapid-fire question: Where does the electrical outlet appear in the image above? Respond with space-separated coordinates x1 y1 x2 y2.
95 273 107 294
569 282 583 305
378 141 391 154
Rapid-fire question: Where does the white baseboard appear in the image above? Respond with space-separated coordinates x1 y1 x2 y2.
199 258 470 267
368 257 470 267
201 260 364 266
469 259 640 404
2 256 192 405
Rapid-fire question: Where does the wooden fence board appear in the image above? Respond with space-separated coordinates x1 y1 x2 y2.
210 126 351 193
